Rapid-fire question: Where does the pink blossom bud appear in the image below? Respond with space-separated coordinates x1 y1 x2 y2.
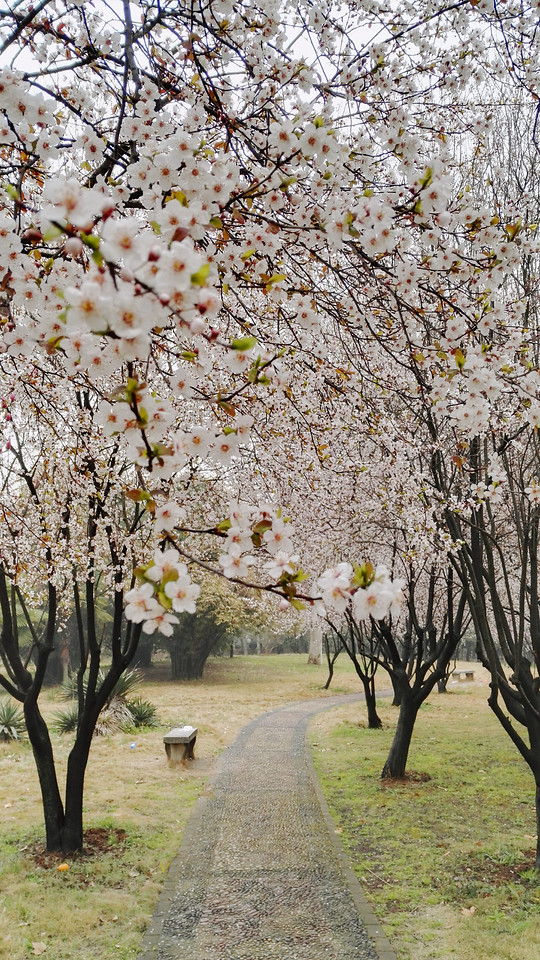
5 413 11 421
189 317 206 335
62 237 84 257
10 393 15 402
159 293 170 305
21 228 43 243
5 439 11 450
118 266 134 282
148 246 161 262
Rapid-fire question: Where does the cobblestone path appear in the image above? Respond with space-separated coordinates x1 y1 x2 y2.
138 695 396 960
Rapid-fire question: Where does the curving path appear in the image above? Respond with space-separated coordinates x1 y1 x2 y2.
138 695 397 960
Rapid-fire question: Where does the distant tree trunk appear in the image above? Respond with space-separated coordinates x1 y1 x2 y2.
42 646 64 685
323 632 341 689
170 646 204 680
132 634 153 669
361 674 382 729
308 626 322 665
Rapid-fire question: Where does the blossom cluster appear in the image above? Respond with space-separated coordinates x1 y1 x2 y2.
316 562 404 620
124 549 201 636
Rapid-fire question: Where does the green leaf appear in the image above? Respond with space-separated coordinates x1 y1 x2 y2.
454 348 466 370
352 562 374 589
253 519 272 536
288 598 306 610
158 590 173 610
42 225 64 242
80 232 100 250
231 336 257 351
190 262 210 286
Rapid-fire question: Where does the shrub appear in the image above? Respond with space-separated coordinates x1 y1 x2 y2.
59 668 143 703
51 703 79 734
125 697 159 729
0 699 26 741
54 671 158 736
94 699 134 737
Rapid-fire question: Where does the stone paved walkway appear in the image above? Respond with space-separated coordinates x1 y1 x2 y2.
138 695 397 960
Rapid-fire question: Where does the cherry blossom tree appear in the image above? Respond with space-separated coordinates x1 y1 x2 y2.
0 0 539 855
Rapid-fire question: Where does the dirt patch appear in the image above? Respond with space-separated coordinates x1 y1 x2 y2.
381 770 432 785
464 850 538 886
26 827 127 868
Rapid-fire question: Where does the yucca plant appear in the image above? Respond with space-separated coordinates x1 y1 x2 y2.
51 703 79 735
95 699 134 737
55 669 158 736
59 668 143 703
124 697 159 730
0 698 26 741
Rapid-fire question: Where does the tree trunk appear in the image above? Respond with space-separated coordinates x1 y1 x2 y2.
323 659 334 690
390 672 403 706
24 699 65 850
362 675 382 729
381 695 419 779
536 781 540 871
307 625 322 665
61 731 95 853
132 634 153 668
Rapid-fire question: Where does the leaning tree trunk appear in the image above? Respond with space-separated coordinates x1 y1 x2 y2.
61 719 98 852
24 698 66 851
381 694 420 779
389 672 404 706
361 675 382 729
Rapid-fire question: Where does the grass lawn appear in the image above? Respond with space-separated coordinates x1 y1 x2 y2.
1 654 539 960
0 653 359 960
311 676 540 960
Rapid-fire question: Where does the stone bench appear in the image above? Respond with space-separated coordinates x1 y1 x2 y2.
163 725 197 766
453 670 475 682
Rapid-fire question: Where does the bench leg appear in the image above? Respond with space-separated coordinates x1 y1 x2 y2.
165 738 196 767
165 742 187 767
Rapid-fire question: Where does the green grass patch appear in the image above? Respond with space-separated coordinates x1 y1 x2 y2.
311 686 540 960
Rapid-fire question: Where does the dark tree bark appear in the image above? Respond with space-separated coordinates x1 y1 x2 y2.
375 564 467 780
430 433 540 869
1 561 144 852
323 631 342 690
325 615 383 728
381 694 420 779
362 674 383 729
